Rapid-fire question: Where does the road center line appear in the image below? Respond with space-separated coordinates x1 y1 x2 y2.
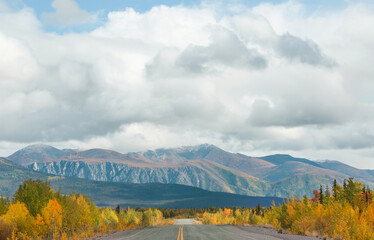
177 226 181 240
177 226 184 240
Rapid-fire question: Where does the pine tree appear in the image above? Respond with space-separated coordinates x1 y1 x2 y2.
325 185 331 198
115 204 121 215
0 195 10 215
333 179 338 200
319 185 324 204
255 203 261 216
344 177 362 205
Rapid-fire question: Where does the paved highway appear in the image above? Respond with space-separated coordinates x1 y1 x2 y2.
102 219 318 240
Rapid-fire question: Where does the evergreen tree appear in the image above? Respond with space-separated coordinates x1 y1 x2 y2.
0 195 10 215
115 204 121 215
333 179 338 200
13 179 55 216
302 195 309 206
319 185 324 204
365 186 370 204
233 206 238 217
344 177 362 205
325 185 331 198
255 203 261 216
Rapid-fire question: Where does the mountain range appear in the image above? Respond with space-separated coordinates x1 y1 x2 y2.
0 157 282 208
6 144 374 198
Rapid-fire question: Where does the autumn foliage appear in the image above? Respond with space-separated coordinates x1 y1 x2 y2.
0 179 165 239
262 178 374 239
202 178 374 240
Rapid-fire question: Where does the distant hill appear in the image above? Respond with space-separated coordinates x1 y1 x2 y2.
8 144 151 166
0 157 50 195
0 157 282 208
7 144 77 166
317 160 374 184
7 144 374 198
259 154 322 168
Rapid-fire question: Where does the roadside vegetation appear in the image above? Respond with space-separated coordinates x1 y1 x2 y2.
0 179 166 240
201 177 374 240
265 178 374 239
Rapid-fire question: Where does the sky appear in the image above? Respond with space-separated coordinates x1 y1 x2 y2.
1 0 374 168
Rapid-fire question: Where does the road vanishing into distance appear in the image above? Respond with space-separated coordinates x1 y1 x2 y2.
101 219 318 240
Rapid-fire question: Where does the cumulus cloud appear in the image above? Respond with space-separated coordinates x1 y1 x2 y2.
176 28 267 72
42 0 96 27
0 32 38 81
146 28 267 78
0 1 374 168
276 33 336 67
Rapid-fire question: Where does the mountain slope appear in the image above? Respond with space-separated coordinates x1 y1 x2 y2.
270 174 346 197
7 144 151 166
318 160 374 183
0 157 54 195
7 144 76 166
137 145 341 183
259 154 322 168
138 144 276 175
30 159 270 196
137 145 351 185
260 161 348 182
0 157 282 208
138 144 217 163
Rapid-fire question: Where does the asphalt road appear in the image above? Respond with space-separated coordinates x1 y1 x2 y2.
101 219 318 240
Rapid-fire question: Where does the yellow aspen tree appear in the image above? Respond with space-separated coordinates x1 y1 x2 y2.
3 202 34 238
365 203 374 226
234 209 243 225
101 208 118 228
42 199 62 239
34 214 46 237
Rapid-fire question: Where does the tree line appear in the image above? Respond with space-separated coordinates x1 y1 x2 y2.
0 179 165 240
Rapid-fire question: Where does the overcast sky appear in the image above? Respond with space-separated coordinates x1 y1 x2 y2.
1 0 374 168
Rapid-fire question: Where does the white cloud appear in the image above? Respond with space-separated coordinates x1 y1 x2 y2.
92 6 213 48
0 1 374 168
0 32 37 81
42 0 96 27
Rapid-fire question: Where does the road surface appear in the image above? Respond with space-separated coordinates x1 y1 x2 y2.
101 219 318 240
